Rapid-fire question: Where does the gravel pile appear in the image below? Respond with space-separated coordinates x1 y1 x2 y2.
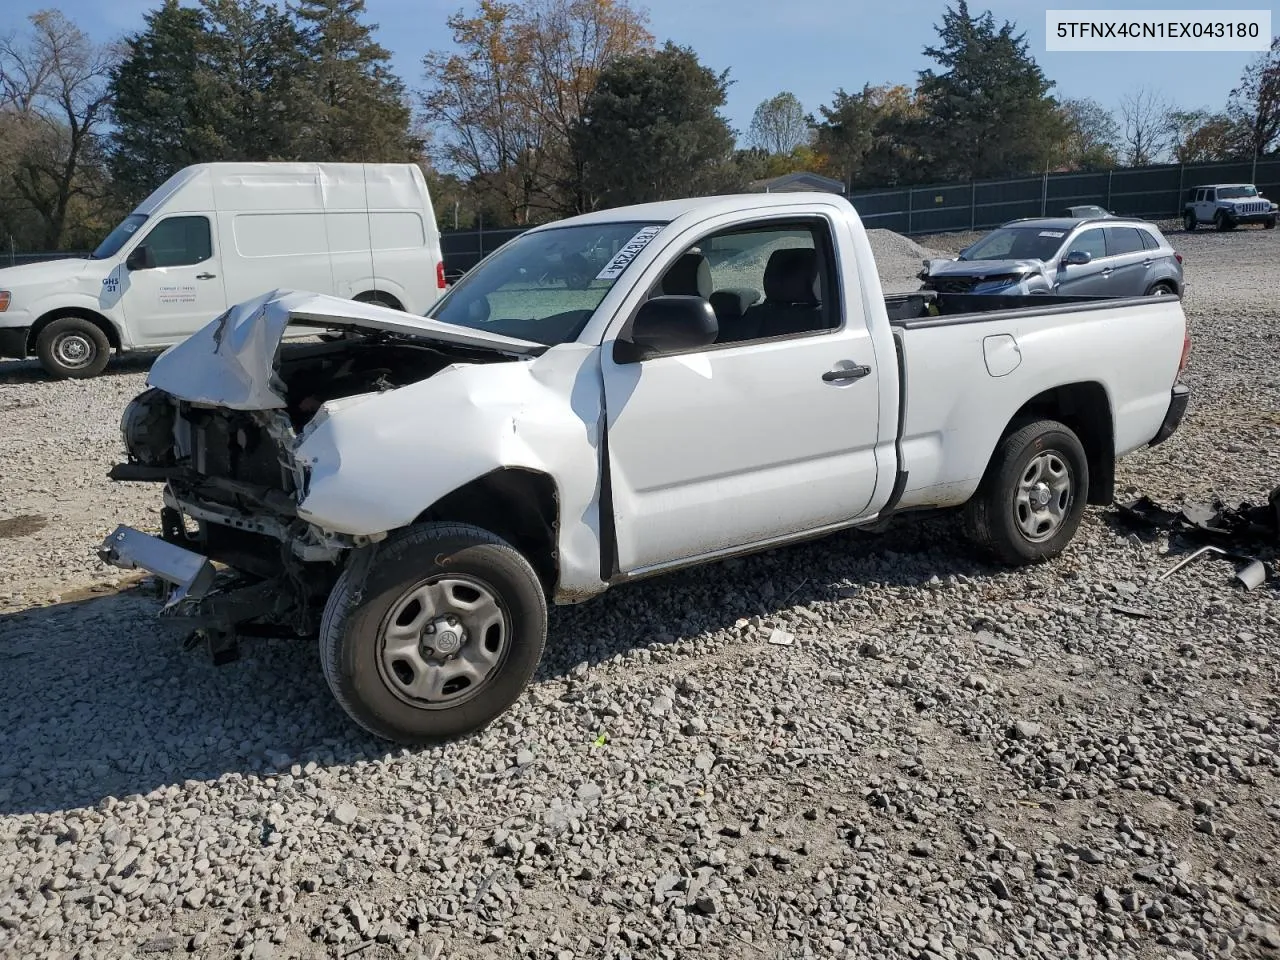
1 225 1279 960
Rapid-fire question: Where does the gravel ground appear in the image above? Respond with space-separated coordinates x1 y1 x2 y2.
1 223 1278 960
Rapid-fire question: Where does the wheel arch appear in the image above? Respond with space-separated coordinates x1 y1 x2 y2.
413 467 560 599
990 381 1115 506
30 306 121 353
353 289 405 311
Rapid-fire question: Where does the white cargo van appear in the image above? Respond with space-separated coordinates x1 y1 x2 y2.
0 162 447 378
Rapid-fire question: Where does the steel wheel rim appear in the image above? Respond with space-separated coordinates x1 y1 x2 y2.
1013 450 1073 543
54 332 94 368
375 574 511 710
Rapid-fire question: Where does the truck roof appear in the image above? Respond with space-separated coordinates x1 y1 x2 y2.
527 191 853 232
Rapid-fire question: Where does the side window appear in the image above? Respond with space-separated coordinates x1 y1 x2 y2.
1139 229 1161 251
1104 226 1145 256
653 220 840 347
140 216 212 267
1068 228 1107 260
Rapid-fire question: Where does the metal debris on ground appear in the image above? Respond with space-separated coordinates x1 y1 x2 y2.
1117 489 1279 588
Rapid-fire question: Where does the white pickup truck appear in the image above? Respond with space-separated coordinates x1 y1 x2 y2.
97 192 1192 744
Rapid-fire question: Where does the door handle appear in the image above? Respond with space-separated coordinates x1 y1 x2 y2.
1100 268 1113 276
1142 259 1152 267
196 272 217 280
822 364 871 383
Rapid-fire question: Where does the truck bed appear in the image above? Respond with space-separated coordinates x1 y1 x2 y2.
884 290 1137 325
884 289 1187 513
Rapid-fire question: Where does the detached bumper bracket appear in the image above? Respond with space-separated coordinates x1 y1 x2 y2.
98 525 217 608
1149 383 1190 447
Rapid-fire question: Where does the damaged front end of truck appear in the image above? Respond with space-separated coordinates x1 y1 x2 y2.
97 288 547 664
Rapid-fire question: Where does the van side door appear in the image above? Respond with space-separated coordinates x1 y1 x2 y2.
120 215 229 345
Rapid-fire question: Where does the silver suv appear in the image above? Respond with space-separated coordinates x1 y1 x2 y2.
918 217 1184 298
1184 184 1277 231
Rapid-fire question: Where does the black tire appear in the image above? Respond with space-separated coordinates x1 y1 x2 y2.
1266 217 1276 230
319 522 547 745
963 419 1090 566
35 316 111 379
1214 211 1234 232
1145 281 1176 297
1184 211 1197 232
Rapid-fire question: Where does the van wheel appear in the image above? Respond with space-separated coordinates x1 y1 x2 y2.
963 419 1089 566
354 291 403 311
36 317 111 379
319 522 548 745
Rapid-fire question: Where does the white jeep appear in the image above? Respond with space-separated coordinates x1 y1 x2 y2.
1184 183 1278 231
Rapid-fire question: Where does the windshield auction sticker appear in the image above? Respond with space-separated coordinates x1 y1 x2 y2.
595 225 664 280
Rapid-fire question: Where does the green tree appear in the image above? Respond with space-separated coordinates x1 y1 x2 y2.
422 0 651 223
747 91 809 155
108 0 233 201
913 1 1066 180
291 0 417 161
200 0 302 161
1058 97 1118 170
1227 37 1280 157
811 84 922 188
1167 109 1243 163
573 42 739 207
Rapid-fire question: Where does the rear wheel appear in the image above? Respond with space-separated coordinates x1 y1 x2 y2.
319 522 548 744
963 419 1090 566
1145 281 1177 297
35 316 111 379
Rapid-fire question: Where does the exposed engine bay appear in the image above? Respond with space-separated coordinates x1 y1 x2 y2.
108 332 518 657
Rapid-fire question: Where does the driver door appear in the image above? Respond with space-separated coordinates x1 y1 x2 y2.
120 215 229 344
600 215 883 574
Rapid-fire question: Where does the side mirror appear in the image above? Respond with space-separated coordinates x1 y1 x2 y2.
126 244 156 271
1062 250 1092 267
615 295 718 363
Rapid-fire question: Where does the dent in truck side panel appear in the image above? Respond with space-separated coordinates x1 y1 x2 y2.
292 343 609 602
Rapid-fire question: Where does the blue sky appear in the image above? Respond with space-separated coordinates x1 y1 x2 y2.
14 0 1278 140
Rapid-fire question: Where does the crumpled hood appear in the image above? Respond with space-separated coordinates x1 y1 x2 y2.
0 257 92 287
921 257 1047 279
146 288 546 410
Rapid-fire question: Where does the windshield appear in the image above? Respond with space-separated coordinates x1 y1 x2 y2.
960 226 1067 262
428 221 667 345
1218 185 1259 199
92 213 148 260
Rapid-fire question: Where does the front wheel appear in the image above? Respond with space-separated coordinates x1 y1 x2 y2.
319 522 548 744
36 316 111 379
1266 217 1276 230
1184 211 1197 232
963 419 1090 566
